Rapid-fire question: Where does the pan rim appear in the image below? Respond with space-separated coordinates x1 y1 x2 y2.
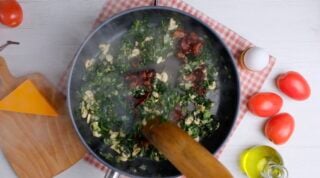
67 6 240 178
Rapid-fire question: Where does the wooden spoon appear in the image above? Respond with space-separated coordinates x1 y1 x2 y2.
143 119 233 178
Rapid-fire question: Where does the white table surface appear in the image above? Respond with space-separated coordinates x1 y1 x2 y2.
1 0 319 177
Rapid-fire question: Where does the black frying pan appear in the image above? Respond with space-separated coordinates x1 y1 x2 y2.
68 6 239 178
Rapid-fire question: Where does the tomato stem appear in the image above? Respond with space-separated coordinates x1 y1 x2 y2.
0 40 20 52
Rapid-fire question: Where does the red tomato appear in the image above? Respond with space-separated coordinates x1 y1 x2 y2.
0 0 23 27
247 92 283 117
264 113 295 145
276 71 311 100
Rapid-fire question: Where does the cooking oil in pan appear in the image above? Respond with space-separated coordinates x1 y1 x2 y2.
240 145 288 178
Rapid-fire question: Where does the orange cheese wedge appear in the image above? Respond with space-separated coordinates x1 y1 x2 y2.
0 80 58 117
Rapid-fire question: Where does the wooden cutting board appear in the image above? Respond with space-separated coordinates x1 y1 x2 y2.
0 56 86 178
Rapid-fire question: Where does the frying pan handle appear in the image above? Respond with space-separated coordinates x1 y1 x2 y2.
104 169 120 178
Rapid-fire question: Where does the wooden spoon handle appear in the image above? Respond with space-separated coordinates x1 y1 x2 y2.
143 119 233 178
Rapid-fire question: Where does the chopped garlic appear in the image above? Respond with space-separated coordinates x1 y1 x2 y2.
184 82 193 89
156 72 168 83
80 101 87 118
99 43 110 55
154 155 160 161
194 137 200 142
152 91 159 98
162 72 168 82
85 58 95 69
110 131 119 139
132 144 141 156
91 122 99 130
111 144 121 154
119 131 125 137
168 18 178 31
144 36 153 42
105 54 113 63
86 114 91 123
197 105 205 112
161 72 168 82
156 56 165 64
83 90 95 107
81 106 88 118
190 94 196 99
91 122 101 137
142 119 147 126
92 131 102 137
185 116 194 125
129 48 140 58
194 118 201 125
143 106 151 112
111 139 120 147
208 81 217 90
203 68 207 74
120 154 130 162
156 73 161 80
84 90 94 100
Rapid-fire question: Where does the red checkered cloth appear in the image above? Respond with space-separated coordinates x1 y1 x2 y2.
57 0 276 175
